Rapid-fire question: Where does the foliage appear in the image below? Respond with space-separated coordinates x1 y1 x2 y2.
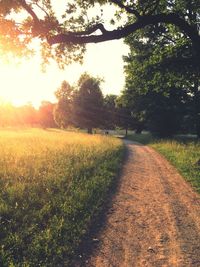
0 128 124 266
38 101 57 128
0 101 56 128
123 17 200 137
0 102 37 127
73 73 104 133
115 94 136 135
54 81 74 128
0 1 199 69
103 94 118 129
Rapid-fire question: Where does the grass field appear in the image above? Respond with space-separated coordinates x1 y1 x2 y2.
127 133 200 194
0 128 124 266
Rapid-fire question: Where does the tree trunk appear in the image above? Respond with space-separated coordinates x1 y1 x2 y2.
193 80 200 138
125 128 128 137
135 129 142 134
88 128 92 134
135 124 143 134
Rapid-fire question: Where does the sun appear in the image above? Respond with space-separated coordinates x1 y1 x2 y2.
0 61 36 106
0 39 129 108
0 58 57 108
0 58 84 108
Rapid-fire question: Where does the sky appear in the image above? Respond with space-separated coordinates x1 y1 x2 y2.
0 2 129 108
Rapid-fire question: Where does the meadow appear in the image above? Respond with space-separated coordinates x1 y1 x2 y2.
0 128 124 266
127 133 200 194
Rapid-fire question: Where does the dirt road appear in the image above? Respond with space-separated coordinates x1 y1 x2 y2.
79 142 200 267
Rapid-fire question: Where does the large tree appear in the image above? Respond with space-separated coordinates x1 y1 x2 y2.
38 101 56 128
73 73 104 133
54 80 74 128
115 95 136 136
1 1 199 69
103 94 118 129
123 21 198 137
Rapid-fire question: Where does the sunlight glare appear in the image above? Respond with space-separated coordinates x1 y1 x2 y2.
0 1 129 108
0 39 129 108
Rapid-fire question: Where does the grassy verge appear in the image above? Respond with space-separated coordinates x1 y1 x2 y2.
126 133 200 194
0 128 124 266
151 141 200 193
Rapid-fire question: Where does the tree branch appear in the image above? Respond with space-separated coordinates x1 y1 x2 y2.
34 2 50 18
110 0 140 18
161 33 177 44
48 13 200 54
71 23 107 36
19 0 40 24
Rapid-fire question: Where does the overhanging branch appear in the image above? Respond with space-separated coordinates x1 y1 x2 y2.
71 23 107 36
48 13 200 52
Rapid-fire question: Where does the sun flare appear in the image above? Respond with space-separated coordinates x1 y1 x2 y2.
0 41 129 108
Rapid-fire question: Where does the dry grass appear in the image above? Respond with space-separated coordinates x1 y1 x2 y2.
0 128 124 266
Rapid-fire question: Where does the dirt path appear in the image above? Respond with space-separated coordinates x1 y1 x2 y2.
79 142 200 267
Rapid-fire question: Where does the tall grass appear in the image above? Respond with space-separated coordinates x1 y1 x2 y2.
0 128 124 266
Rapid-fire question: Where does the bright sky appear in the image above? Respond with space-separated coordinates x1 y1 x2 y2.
0 2 129 108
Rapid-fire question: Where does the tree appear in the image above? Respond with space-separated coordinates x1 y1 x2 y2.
144 90 187 137
73 73 104 134
17 103 38 126
122 23 196 137
103 94 118 129
38 101 57 128
54 81 74 128
0 102 38 127
1 1 199 70
122 84 189 137
0 103 16 127
115 95 135 137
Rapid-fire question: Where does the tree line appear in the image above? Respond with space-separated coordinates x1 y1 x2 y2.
0 101 56 128
0 65 199 138
54 73 134 134
0 73 133 134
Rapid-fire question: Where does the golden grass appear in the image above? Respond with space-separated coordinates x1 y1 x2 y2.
0 128 124 266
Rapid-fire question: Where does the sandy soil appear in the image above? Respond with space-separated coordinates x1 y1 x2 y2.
76 142 200 267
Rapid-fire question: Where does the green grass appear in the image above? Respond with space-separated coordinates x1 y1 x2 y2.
126 132 200 194
0 128 124 266
151 141 200 193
